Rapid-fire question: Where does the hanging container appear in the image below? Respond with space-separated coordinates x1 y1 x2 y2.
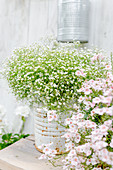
34 108 66 154
57 0 89 42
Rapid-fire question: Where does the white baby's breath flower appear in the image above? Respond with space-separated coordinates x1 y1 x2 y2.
3 37 108 123
15 105 30 118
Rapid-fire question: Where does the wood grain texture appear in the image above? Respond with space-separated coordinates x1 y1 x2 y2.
89 0 113 54
0 136 62 170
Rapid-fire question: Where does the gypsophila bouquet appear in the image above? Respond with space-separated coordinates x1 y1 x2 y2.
3 37 108 114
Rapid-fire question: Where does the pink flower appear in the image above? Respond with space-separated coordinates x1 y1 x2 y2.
90 122 97 129
77 87 84 92
75 146 83 153
68 149 76 157
101 148 108 154
105 64 112 70
91 55 98 62
91 109 96 116
69 124 77 130
104 89 112 96
105 107 113 116
91 129 100 135
86 158 92 165
75 70 86 77
85 150 92 156
53 113 58 121
91 55 104 62
47 110 58 122
77 113 84 119
71 115 78 120
104 120 112 127
75 70 81 76
65 141 75 151
97 108 105 115
84 88 92 95
38 144 44 149
71 157 79 166
51 149 57 155
106 96 112 103
99 125 108 132
107 72 112 77
81 72 86 77
101 96 112 104
85 120 96 129
43 147 51 155
99 55 104 60
93 97 101 104
65 118 73 125
93 141 108 150
38 154 47 160
47 114 54 121
91 155 99 165
99 151 110 163
47 110 56 115
78 96 84 103
62 133 72 139
75 135 81 143
89 79 95 84
90 102 95 108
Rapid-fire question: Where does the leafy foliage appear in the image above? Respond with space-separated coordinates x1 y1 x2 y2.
0 133 29 150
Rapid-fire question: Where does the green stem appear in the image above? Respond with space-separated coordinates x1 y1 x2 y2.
20 116 26 134
56 120 66 128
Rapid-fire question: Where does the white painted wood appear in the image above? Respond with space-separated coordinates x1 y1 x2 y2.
29 0 57 43
0 136 62 170
0 0 113 133
0 0 30 134
89 0 113 54
0 0 29 60
0 0 57 134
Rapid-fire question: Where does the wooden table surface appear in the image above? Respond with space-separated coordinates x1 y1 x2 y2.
0 136 62 170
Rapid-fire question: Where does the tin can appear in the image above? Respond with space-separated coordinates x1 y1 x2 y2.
57 0 89 42
34 109 66 154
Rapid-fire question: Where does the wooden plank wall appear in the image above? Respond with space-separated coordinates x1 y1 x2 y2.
0 0 112 133
89 0 113 54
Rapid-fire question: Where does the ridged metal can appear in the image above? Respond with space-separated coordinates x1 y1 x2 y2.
34 109 66 154
57 0 89 42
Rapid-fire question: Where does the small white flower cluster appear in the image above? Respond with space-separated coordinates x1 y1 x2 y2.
3 37 108 112
0 104 31 136
38 143 57 160
37 107 58 122
47 110 58 122
15 105 30 118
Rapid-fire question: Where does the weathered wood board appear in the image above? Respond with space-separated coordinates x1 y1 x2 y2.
0 136 62 170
